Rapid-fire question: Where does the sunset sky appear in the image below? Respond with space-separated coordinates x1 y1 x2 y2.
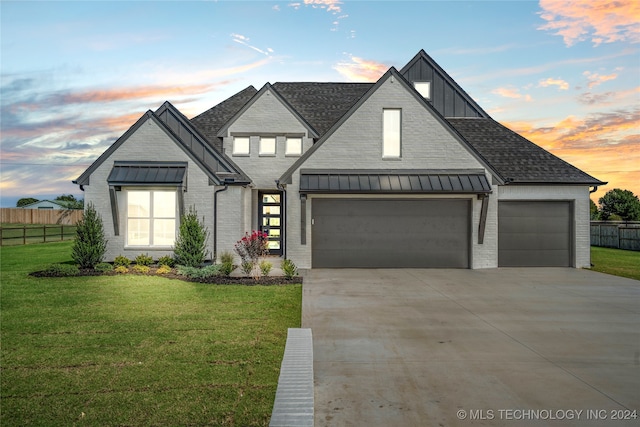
1 0 638 207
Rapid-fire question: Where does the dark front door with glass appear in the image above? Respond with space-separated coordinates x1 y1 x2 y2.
259 192 282 255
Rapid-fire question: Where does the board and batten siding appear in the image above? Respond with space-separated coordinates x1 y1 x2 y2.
82 117 216 262
497 185 592 268
283 77 495 269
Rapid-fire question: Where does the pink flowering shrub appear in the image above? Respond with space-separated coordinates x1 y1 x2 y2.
234 230 268 277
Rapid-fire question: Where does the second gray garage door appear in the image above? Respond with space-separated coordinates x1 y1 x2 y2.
312 199 470 268
498 201 572 267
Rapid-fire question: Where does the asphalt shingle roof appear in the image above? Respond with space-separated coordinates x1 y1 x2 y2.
447 118 605 185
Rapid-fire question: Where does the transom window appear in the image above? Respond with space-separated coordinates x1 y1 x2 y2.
259 137 276 156
383 109 401 158
286 137 302 156
233 136 250 156
127 190 176 247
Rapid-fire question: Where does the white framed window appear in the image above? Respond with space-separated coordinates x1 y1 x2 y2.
126 190 176 247
259 136 276 156
414 81 431 99
383 109 401 158
285 137 302 156
232 136 250 156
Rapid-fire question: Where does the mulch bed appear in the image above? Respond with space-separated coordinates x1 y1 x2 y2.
30 267 302 285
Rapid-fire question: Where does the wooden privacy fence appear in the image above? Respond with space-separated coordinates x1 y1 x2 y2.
0 208 83 225
591 221 640 251
0 225 77 246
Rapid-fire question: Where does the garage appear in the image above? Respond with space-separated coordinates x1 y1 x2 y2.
312 198 471 268
498 201 572 267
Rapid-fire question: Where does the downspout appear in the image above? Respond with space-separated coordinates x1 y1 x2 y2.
276 180 287 259
213 184 229 262
589 186 599 194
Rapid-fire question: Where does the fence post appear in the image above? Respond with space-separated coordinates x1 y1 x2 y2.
23 226 26 245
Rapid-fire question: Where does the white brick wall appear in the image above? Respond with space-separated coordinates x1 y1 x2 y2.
83 117 216 262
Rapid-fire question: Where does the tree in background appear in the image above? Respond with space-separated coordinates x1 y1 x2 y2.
16 198 38 207
589 199 600 220
72 203 107 269
598 189 640 221
55 194 84 209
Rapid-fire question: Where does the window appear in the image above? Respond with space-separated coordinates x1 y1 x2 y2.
383 109 401 158
233 136 250 156
285 137 302 156
127 190 176 247
414 81 431 99
259 136 276 156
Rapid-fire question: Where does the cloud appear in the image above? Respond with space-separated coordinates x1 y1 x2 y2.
538 0 640 46
502 108 640 197
290 0 343 14
231 33 274 56
333 55 388 82
583 70 618 88
538 77 570 90
491 86 533 102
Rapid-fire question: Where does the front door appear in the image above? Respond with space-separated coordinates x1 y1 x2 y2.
259 192 283 255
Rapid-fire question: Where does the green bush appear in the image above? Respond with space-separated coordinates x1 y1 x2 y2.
157 255 175 268
176 264 221 279
114 255 131 268
114 266 129 274
71 203 107 269
281 259 298 279
132 264 150 274
95 262 114 273
156 265 172 275
241 261 254 276
260 260 272 276
219 261 235 277
174 206 209 268
44 263 80 277
135 253 153 266
220 251 235 264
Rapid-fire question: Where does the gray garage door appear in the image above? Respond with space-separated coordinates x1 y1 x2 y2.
312 199 470 268
498 201 572 267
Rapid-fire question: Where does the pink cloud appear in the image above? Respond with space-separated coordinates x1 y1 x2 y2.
333 55 388 82
538 0 640 46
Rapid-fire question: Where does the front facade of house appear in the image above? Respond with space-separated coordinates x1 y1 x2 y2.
74 50 605 269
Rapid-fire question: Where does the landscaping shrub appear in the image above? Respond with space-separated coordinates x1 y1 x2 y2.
132 264 150 274
234 230 268 278
157 255 175 268
43 263 80 277
260 260 272 276
71 203 107 269
156 264 172 275
281 259 298 279
135 253 153 266
174 206 209 268
95 262 113 273
114 266 129 274
114 255 131 268
176 264 221 279
218 251 235 276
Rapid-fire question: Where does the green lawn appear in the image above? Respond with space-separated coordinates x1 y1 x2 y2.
590 246 640 281
0 241 301 426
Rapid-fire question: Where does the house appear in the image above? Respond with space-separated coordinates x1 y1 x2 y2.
20 200 68 210
74 50 605 269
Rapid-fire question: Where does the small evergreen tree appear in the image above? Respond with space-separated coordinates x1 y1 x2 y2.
173 206 209 267
72 203 107 269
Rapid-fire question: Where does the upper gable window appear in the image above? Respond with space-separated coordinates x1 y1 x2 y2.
259 137 276 156
285 137 302 156
383 109 401 159
233 136 250 156
414 81 431 100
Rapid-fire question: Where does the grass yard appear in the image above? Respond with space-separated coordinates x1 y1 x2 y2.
0 241 302 426
590 246 640 281
1 223 77 246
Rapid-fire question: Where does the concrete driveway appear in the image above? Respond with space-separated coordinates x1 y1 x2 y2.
302 268 640 426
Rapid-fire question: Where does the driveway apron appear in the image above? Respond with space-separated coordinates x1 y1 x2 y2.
302 268 640 427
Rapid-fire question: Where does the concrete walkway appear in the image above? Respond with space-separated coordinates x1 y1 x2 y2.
302 268 640 426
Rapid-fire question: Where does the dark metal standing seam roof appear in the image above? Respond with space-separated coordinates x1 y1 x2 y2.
299 170 492 194
107 162 187 186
